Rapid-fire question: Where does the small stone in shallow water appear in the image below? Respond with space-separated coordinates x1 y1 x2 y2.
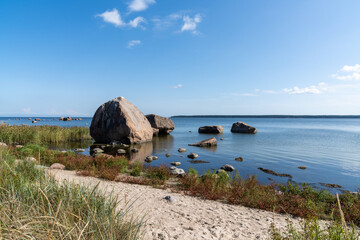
298 166 306 170
117 149 126 154
166 153 171 157
187 153 199 159
131 148 139 153
235 157 243 162
220 164 235 172
171 162 181 166
178 148 187 152
74 148 85 153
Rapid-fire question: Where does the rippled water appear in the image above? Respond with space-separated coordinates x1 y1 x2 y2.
2 116 360 191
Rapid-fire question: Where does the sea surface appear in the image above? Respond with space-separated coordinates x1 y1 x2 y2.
1 116 360 192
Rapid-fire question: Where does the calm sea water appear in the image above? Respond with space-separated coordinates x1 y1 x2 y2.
1 116 360 191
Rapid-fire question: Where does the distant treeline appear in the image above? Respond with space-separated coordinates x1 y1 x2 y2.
171 115 360 118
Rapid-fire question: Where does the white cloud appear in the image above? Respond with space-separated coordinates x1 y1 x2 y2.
128 16 146 28
340 64 360 72
181 14 202 34
97 9 146 29
170 84 183 89
127 40 141 49
128 0 155 12
22 108 31 114
283 82 327 95
332 64 360 81
96 9 124 27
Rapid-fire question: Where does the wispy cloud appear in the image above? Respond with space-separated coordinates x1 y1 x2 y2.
283 82 327 95
181 14 202 34
170 84 183 89
331 64 360 81
128 0 156 12
127 40 141 49
128 16 146 28
152 13 182 31
96 8 146 29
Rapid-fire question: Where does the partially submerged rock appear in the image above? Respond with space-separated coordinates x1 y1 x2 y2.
198 125 223 134
178 148 187 152
170 167 186 176
298 166 307 170
131 148 139 153
235 157 244 162
220 164 235 172
117 149 126 154
189 137 217 147
145 155 158 163
165 153 171 158
231 122 257 134
258 167 292 178
188 160 210 164
171 162 181 166
74 148 85 153
146 114 175 135
187 153 199 159
90 97 153 144
320 183 343 188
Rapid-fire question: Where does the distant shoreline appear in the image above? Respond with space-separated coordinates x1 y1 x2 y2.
171 115 360 118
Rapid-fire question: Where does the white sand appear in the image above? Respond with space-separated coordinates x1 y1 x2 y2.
49 169 303 240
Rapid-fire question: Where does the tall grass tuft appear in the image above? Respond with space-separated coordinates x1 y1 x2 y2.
0 146 143 239
0 124 91 145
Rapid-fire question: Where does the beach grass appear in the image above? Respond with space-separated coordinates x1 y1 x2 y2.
0 146 143 239
178 170 360 227
5 143 360 230
0 124 91 145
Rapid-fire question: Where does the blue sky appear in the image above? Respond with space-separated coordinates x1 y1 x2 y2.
1 0 360 117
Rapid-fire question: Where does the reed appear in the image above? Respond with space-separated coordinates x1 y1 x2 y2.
0 124 91 145
0 147 143 239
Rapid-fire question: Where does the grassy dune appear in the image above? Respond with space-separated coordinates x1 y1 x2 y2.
0 124 91 145
0 146 143 239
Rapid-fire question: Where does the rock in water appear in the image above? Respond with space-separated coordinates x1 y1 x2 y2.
231 122 257 134
90 97 153 144
146 114 175 135
220 164 235 172
198 125 223 134
189 137 217 147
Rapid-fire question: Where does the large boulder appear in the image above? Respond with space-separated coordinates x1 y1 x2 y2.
231 122 257 134
146 114 175 135
189 137 217 147
198 125 223 134
90 97 153 144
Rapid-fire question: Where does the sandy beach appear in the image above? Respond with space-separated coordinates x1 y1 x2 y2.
49 169 304 240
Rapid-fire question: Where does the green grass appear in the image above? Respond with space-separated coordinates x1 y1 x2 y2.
0 146 143 239
0 124 91 145
270 218 360 239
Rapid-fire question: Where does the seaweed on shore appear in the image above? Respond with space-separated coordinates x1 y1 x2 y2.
258 167 293 178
